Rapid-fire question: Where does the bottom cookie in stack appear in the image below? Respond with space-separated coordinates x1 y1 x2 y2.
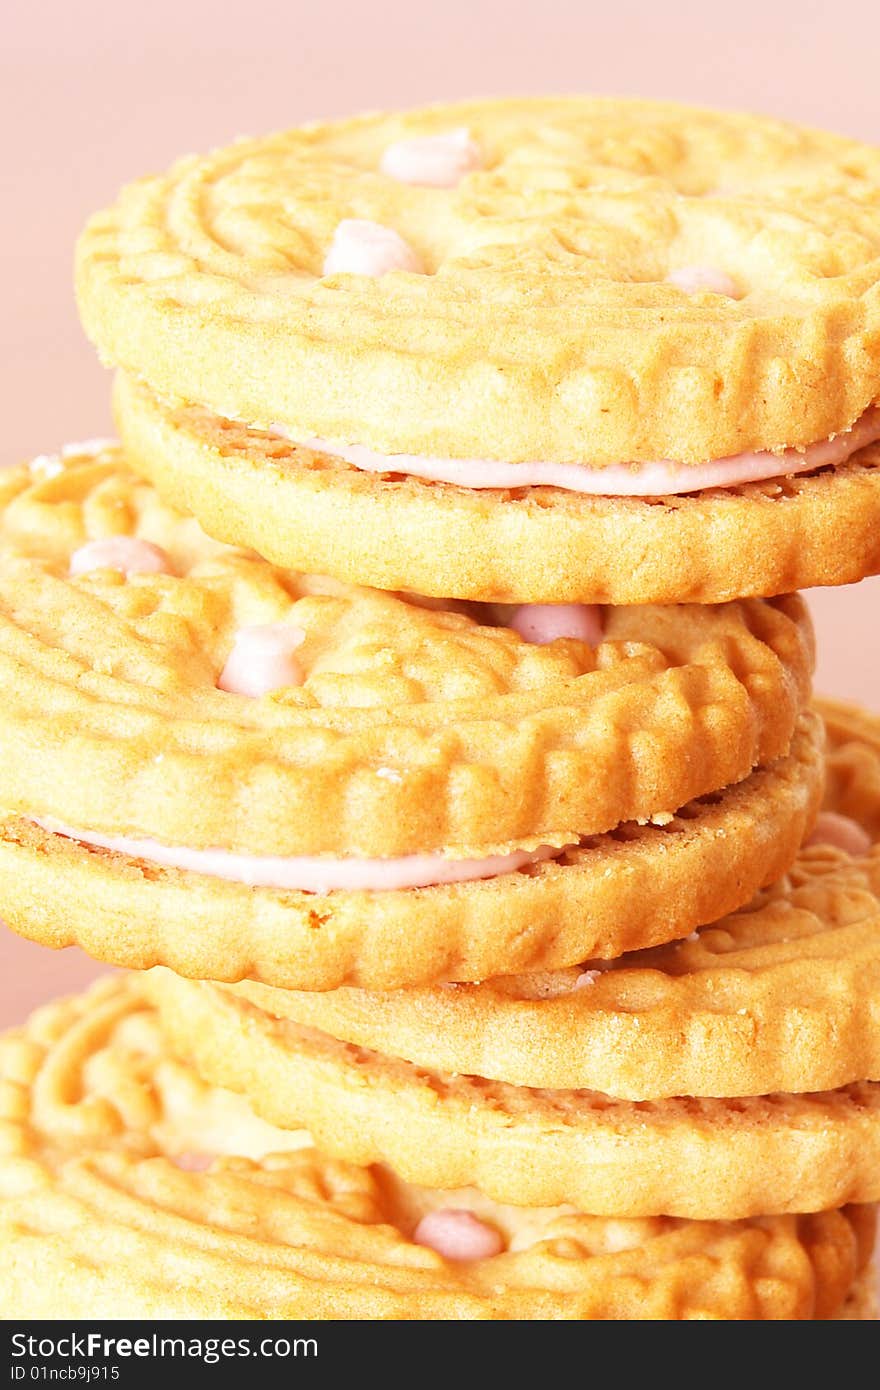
0 977 874 1320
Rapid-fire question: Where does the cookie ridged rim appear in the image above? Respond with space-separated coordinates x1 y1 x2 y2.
117 372 880 606
77 98 880 465
0 446 813 857
0 977 870 1320
0 713 823 990
149 970 880 1220
237 726 879 1098
226 701 870 1093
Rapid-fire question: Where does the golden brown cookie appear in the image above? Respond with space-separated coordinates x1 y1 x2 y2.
819 695 880 837
0 443 815 989
148 968 880 1221
79 99 880 605
834 1265 879 1319
115 371 880 606
1 977 872 1319
78 99 880 468
224 829 880 1100
0 713 823 990
174 698 879 1103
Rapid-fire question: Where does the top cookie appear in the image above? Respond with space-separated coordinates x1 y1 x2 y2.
77 98 880 466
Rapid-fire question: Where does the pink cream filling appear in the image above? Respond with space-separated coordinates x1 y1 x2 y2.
33 817 567 892
804 811 872 858
286 405 880 499
413 1209 505 1260
323 219 424 277
510 603 603 645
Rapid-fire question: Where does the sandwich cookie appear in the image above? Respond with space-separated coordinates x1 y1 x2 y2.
116 373 880 605
220 829 880 1101
835 1267 879 1320
76 97 880 602
149 966 880 1221
0 443 816 989
0 977 872 1320
819 695 880 839
216 699 880 1102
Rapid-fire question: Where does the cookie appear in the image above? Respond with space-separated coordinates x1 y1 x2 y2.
76 98 880 604
223 831 880 1101
1 977 872 1320
834 1266 879 1320
819 695 880 839
226 702 877 1101
78 99 880 467
115 370 880 606
0 712 823 991
149 968 880 1220
0 443 815 989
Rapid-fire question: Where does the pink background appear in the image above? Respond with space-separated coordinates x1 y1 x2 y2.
2 0 880 1024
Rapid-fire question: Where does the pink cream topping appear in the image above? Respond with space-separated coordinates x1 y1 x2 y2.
70 537 172 577
172 1152 215 1171
413 1209 505 1260
380 128 483 187
666 265 742 297
804 811 872 858
511 603 603 646
218 623 306 697
291 405 880 499
33 817 566 892
323 219 424 277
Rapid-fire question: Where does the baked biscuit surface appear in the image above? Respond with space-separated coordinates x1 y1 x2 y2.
116 373 880 605
0 445 813 859
0 977 872 1320
0 443 820 989
77 99 880 466
226 830 880 1099
150 967 880 1220
145 700 880 1219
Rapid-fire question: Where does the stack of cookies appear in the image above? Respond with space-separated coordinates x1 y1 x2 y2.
3 98 880 1319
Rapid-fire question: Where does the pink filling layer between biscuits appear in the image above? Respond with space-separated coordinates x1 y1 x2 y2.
804 811 872 857
33 817 567 892
413 1209 505 1260
286 404 880 498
